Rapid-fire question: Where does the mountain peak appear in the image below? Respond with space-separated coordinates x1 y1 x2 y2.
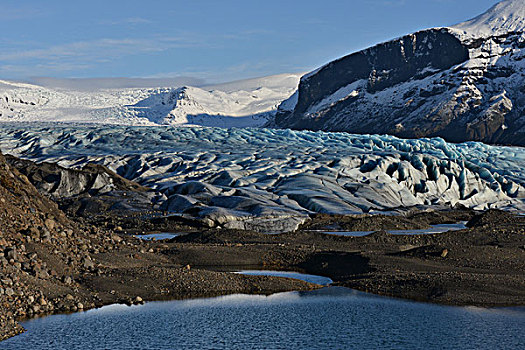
452 0 525 37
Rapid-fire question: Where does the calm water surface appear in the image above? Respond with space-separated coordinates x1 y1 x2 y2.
134 233 180 241
1 287 524 350
321 222 468 237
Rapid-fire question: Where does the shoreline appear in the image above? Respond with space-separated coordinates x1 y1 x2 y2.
1 270 322 342
7 272 525 342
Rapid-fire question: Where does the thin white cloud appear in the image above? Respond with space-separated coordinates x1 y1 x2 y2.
0 62 93 75
0 28 280 80
99 17 152 26
0 65 31 74
0 4 47 21
0 36 202 62
151 59 305 84
0 35 208 78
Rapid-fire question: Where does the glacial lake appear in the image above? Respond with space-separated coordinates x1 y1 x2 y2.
320 222 468 237
134 232 180 241
1 287 524 350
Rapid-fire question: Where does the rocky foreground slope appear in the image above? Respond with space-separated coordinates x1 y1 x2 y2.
274 0 525 146
0 150 99 338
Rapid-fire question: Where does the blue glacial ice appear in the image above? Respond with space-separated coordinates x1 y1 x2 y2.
0 123 523 232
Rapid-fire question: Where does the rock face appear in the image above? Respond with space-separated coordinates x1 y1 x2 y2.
288 29 469 116
5 156 160 216
273 0 525 146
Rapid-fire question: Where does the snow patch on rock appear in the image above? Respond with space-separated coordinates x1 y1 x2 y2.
306 80 365 115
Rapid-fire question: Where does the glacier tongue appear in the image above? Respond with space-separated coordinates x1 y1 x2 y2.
0 124 523 232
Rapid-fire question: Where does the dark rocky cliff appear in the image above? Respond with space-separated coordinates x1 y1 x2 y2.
274 27 525 146
292 29 469 114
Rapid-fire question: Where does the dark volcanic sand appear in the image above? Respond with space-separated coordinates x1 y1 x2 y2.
168 209 525 306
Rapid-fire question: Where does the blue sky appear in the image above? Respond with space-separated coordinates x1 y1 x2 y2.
1 0 499 84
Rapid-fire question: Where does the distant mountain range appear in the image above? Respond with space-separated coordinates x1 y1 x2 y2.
273 0 525 146
0 74 301 127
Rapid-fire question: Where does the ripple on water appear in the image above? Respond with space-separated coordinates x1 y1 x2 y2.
1 288 524 350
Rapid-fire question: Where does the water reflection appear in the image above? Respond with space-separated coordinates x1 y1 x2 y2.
1 287 524 350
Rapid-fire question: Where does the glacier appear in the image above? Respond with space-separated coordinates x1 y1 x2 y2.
0 73 301 128
0 123 523 232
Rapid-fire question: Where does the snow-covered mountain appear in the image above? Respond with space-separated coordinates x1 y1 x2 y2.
0 73 301 127
453 0 525 37
273 0 525 146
